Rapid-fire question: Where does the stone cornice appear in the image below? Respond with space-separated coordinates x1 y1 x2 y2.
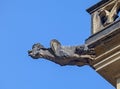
87 0 112 14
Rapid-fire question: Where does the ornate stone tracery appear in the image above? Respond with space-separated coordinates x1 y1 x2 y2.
92 0 120 33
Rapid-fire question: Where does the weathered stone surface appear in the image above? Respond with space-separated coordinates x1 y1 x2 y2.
86 11 120 88
117 78 120 89
86 0 120 87
28 0 120 88
87 0 120 34
28 39 95 66
86 20 120 45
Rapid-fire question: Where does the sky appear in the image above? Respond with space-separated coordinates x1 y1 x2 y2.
0 0 116 89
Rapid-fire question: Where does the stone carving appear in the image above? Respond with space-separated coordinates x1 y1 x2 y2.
93 0 120 33
92 11 104 33
28 39 95 66
100 0 120 25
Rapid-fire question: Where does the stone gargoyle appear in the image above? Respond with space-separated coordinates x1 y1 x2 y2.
28 39 95 66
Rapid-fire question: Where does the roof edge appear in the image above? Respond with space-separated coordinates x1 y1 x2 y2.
86 0 111 14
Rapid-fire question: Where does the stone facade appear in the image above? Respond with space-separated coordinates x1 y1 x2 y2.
87 0 120 88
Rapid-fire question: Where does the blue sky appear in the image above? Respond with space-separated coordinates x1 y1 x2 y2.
0 0 115 89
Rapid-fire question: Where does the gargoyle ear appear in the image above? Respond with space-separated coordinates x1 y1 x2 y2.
50 39 61 52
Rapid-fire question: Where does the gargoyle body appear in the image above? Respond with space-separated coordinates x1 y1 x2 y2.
28 39 95 66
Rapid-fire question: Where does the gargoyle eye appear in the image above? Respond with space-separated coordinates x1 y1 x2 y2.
37 48 41 50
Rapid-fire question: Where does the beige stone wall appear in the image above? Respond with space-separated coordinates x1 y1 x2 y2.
117 78 120 89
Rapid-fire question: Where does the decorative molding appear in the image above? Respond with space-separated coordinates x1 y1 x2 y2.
94 51 120 71
95 44 120 61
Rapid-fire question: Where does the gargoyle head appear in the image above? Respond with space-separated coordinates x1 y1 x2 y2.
28 43 45 59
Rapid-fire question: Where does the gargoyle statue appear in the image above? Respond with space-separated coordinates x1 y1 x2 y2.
28 39 95 66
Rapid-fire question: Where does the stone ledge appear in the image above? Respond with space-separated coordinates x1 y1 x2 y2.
87 0 111 14
86 20 120 47
94 50 120 71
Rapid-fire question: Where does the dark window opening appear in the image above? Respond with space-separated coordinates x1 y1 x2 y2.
100 16 107 25
115 9 120 21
